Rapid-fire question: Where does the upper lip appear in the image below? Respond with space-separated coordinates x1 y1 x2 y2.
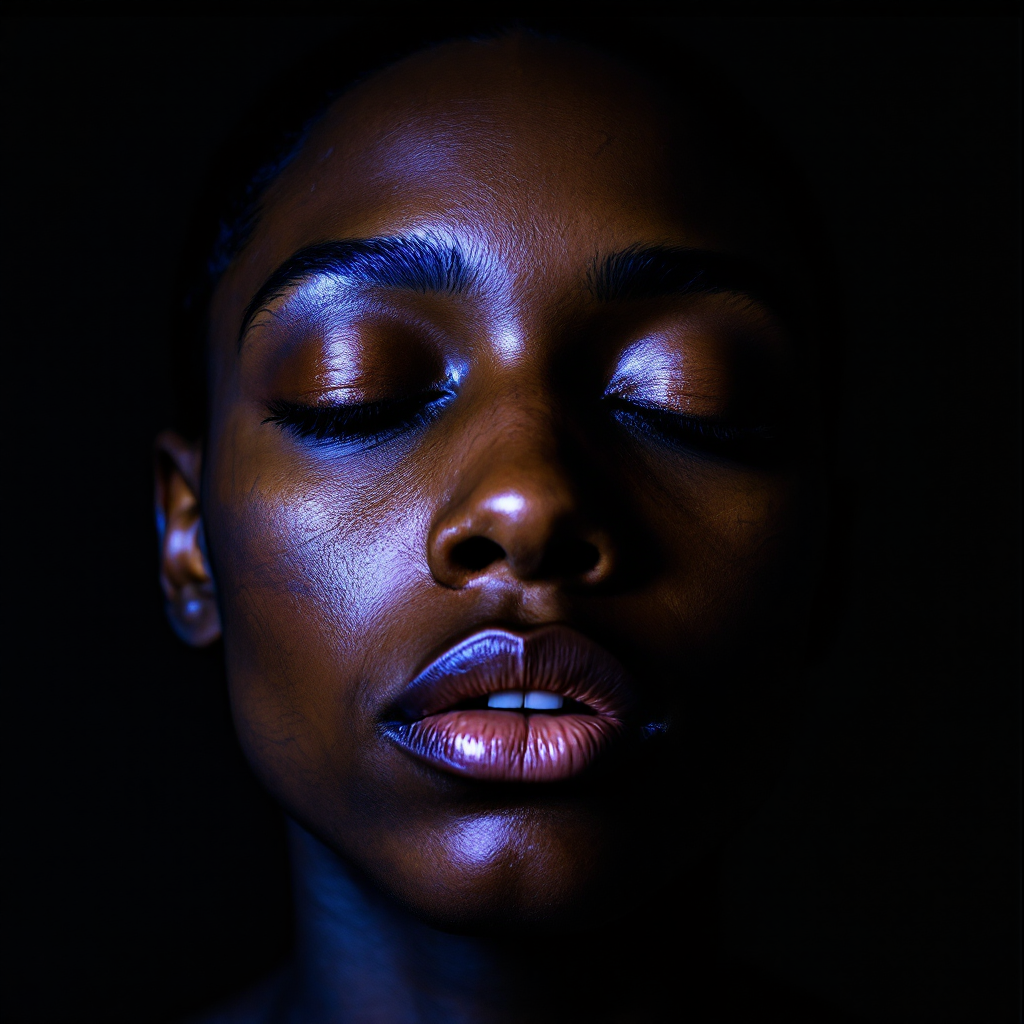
388 625 637 722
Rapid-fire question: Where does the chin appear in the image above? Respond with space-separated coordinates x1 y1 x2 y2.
381 825 635 934
314 782 736 934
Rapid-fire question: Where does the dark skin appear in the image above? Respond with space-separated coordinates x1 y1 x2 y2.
157 34 827 1023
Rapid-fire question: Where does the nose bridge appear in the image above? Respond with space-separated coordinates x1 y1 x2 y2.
428 390 611 588
460 395 577 533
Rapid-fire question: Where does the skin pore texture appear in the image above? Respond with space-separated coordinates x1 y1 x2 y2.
156 32 829 1024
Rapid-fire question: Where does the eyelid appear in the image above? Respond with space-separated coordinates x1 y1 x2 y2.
262 381 456 451
604 382 727 416
274 368 458 408
605 336 719 409
603 393 723 423
604 394 783 466
603 369 729 420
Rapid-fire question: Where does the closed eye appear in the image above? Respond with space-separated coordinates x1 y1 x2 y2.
604 395 780 463
263 387 453 451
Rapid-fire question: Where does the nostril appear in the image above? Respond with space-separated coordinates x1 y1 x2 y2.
567 539 601 576
450 536 505 573
534 537 602 579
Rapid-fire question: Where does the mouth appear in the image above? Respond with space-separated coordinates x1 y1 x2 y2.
381 626 635 783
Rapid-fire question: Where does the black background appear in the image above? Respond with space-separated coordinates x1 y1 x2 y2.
3 15 1020 1024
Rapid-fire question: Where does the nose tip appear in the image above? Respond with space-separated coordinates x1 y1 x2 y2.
428 481 614 590
487 493 527 517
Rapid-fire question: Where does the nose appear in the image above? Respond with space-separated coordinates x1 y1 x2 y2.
427 418 616 590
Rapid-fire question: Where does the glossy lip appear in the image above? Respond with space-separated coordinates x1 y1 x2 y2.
382 626 636 783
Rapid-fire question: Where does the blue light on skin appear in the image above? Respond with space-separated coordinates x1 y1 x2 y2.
493 327 525 361
237 227 521 392
392 225 526 362
448 813 520 871
173 29 828 1024
287 820 524 1024
609 337 698 412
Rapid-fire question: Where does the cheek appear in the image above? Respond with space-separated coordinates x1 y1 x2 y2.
668 472 826 757
695 475 818 605
638 455 820 625
204 426 431 781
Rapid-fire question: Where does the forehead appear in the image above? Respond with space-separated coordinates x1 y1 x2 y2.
273 38 687 229
210 35 789 350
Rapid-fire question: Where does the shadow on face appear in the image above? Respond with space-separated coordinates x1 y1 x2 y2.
156 30 830 932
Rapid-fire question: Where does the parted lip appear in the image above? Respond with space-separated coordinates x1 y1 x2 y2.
388 625 637 722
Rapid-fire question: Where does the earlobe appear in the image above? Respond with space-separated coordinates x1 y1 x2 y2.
154 430 221 647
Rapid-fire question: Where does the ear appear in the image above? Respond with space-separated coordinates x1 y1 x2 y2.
154 430 221 646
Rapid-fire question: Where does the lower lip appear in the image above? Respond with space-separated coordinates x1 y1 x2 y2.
387 709 625 782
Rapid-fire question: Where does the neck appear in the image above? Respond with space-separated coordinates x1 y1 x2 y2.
281 820 722 1024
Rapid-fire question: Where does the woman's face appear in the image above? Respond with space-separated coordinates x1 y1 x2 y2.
168 37 826 929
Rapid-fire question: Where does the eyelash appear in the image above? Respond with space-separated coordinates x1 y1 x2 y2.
263 390 776 462
263 389 452 449
603 396 776 462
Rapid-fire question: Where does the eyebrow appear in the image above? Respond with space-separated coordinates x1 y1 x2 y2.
239 238 792 348
588 244 790 317
238 235 471 346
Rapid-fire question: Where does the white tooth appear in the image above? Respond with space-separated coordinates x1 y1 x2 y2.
487 691 524 709
524 691 563 710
